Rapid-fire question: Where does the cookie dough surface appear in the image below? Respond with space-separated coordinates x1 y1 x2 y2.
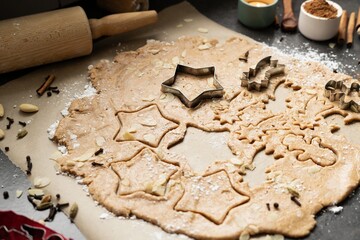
54 36 360 239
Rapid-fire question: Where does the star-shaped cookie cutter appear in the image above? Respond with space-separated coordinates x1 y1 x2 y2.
241 56 285 91
161 64 224 108
324 80 360 113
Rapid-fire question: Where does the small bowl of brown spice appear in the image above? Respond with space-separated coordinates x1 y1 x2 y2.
298 0 342 41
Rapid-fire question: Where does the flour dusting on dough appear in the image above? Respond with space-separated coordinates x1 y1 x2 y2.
53 36 360 239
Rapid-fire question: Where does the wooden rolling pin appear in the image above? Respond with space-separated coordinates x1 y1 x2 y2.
0 7 157 74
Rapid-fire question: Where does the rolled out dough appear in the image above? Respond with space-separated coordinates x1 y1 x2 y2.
53 36 360 239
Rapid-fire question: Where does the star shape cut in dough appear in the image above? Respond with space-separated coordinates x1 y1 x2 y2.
115 105 178 147
161 64 224 108
175 171 249 224
112 148 178 196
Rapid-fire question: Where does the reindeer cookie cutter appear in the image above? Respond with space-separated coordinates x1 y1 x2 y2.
161 64 224 108
241 56 285 91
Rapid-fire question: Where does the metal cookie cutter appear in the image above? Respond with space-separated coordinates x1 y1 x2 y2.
241 56 285 91
324 80 360 113
161 64 224 108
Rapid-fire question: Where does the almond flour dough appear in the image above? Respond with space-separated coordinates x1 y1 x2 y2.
54 36 360 239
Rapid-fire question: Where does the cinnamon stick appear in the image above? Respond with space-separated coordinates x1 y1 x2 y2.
347 12 356 47
356 7 360 35
36 75 55 96
338 10 347 45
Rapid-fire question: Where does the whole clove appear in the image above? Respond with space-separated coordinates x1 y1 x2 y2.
18 121 27 127
47 86 58 90
4 147 9 152
47 91 52 97
6 117 14 124
45 206 57 222
56 202 69 212
56 193 61 200
3 191 9 199
6 117 14 129
92 162 103 167
291 196 302 207
26 155 32 175
94 148 104 156
274 202 279 210
266 203 270 211
52 89 60 94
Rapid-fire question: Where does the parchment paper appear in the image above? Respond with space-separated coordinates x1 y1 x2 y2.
1 2 359 240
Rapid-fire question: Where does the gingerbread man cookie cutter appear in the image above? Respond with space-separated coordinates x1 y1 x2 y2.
161 64 224 108
241 56 285 91
324 80 360 113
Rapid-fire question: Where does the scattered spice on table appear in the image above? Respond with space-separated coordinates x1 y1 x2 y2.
6 117 14 129
56 202 69 211
18 121 27 127
52 89 60 94
36 75 56 96
304 0 337 19
17 128 28 139
69 202 78 222
92 162 103 167
291 196 302 207
94 148 104 156
26 155 33 175
3 191 9 199
45 206 57 222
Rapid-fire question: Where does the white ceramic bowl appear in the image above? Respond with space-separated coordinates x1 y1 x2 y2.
298 0 342 41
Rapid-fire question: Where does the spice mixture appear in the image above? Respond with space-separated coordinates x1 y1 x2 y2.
304 0 338 19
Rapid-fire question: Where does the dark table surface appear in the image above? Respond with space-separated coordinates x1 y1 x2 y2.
1 0 360 239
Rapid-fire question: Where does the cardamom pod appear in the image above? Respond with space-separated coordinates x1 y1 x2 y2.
69 202 78 221
17 129 28 139
287 187 300 198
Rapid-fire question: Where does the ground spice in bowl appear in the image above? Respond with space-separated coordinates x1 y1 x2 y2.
304 0 338 19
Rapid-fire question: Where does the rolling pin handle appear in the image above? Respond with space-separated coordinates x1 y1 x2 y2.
89 10 158 39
